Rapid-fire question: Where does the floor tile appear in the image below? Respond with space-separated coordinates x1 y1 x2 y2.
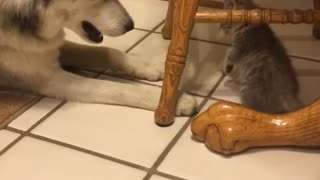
64 29 147 52
0 130 19 151
120 0 167 30
156 23 231 46
272 24 320 60
212 58 320 106
9 98 62 131
199 99 219 113
130 33 224 96
292 59 320 105
32 97 202 167
298 75 320 105
159 130 320 180
0 91 37 127
0 137 145 180
158 100 320 180
0 1 319 180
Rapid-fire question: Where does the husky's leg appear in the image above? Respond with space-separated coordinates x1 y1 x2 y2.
60 41 164 81
36 68 197 116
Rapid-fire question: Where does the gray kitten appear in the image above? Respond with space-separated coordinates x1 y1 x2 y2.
220 0 303 113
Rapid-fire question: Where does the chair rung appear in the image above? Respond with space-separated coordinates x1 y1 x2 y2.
195 9 320 24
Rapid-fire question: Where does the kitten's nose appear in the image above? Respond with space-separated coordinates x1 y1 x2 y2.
125 20 134 32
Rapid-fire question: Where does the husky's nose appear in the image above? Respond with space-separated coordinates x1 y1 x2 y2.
124 20 134 32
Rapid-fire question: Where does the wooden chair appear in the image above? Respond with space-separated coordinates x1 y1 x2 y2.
154 0 320 126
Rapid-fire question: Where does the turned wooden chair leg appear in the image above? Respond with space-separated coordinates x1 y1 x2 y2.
155 0 199 126
313 0 320 39
162 0 175 39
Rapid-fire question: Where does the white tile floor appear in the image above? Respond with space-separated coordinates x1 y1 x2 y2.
1 0 320 180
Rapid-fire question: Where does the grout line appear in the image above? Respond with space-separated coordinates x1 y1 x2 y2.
5 127 24 134
1 69 101 131
210 96 238 103
143 75 225 180
134 28 152 32
0 21 183 178
131 80 216 100
1 21 232 179
2 17 319 179
0 21 165 158
0 72 108 157
5 127 189 180
1 25 231 180
0 96 43 129
152 171 188 180
0 21 159 138
0 132 24 157
125 20 165 53
99 72 228 102
0 101 66 157
17 100 66 133
96 21 166 78
151 30 231 47
151 31 320 63
289 55 320 63
4 125 149 171
27 133 150 172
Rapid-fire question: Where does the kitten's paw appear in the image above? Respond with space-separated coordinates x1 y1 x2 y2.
176 93 198 116
132 60 164 81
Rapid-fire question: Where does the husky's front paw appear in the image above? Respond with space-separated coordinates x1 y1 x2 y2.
132 60 164 81
176 93 198 116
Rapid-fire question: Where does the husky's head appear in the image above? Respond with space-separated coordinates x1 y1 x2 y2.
0 0 134 44
63 0 134 43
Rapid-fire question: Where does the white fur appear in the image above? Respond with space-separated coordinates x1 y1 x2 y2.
0 0 197 116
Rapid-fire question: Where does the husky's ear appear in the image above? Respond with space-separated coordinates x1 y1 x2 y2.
10 11 40 34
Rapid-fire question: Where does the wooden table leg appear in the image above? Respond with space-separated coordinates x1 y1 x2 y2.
162 0 175 39
313 0 320 39
155 0 199 126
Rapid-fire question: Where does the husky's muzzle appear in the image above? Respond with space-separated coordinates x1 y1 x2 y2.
82 21 103 43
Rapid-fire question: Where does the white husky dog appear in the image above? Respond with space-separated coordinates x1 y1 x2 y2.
0 0 197 116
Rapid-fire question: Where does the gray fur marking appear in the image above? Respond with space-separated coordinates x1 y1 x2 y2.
0 0 49 35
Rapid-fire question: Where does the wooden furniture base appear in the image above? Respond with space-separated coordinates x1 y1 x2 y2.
191 100 320 155
155 0 320 126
